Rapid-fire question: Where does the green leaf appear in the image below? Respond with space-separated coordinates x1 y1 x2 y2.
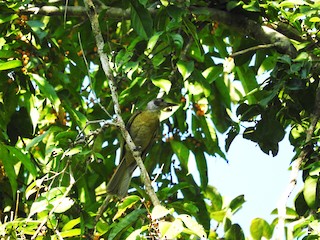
0 50 16 58
202 65 223 84
170 33 184 50
60 229 81 238
194 149 208 188
30 73 61 113
211 209 227 222
65 146 82 157
0 143 17 198
113 195 141 221
303 176 318 209
26 127 53 151
108 209 146 240
192 69 211 97
130 0 153 39
235 66 258 104
225 224 245 240
62 218 81 231
225 125 240 152
204 186 223 212
0 14 19 24
6 146 37 177
250 218 272 239
170 140 189 169
64 103 88 129
145 31 163 55
151 78 172 94
0 60 22 70
177 60 194 80
126 226 149 240
229 195 245 213
183 18 204 61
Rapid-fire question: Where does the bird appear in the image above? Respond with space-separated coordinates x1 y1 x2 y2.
106 98 177 198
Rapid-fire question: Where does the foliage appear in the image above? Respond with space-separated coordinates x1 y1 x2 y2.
0 0 319 239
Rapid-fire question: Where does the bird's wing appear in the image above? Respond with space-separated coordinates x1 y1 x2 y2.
118 110 142 161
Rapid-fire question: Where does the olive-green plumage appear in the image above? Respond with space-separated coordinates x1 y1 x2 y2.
106 98 175 198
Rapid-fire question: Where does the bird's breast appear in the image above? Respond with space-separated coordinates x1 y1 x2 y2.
129 110 160 151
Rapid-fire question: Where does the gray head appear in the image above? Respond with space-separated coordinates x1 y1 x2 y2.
146 98 176 111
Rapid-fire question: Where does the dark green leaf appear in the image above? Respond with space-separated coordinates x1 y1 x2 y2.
6 146 37 177
108 209 146 240
229 195 245 213
225 125 240 152
130 0 153 39
0 143 17 198
194 149 208 188
225 224 245 240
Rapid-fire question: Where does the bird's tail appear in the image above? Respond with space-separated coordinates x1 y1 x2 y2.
106 159 134 198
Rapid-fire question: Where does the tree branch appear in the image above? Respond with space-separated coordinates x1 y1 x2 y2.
190 7 297 57
275 81 320 239
229 43 277 57
83 0 160 211
19 4 297 57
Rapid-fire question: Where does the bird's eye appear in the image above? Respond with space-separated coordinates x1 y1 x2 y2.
155 98 163 106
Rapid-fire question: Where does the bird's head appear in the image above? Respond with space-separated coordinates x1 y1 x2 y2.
146 98 177 112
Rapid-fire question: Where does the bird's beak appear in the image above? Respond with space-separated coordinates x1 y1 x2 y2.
162 101 179 112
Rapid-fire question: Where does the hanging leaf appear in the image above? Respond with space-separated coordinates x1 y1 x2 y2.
130 0 153 39
30 73 61 113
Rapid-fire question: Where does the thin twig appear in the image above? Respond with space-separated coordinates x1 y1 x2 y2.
229 43 277 57
94 195 112 224
31 168 76 240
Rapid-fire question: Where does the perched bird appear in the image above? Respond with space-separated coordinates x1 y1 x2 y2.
106 98 176 198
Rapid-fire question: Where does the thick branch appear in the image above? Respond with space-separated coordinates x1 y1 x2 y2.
83 0 160 209
19 5 130 18
19 4 297 57
190 7 297 57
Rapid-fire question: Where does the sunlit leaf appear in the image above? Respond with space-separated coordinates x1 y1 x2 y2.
179 214 207 239
60 229 82 238
151 78 172 94
177 60 194 80
0 60 22 70
30 73 61 113
303 176 318 209
160 219 184 239
145 31 163 56
113 195 141 221
170 140 189 169
6 146 37 177
250 218 272 239
151 205 173 219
